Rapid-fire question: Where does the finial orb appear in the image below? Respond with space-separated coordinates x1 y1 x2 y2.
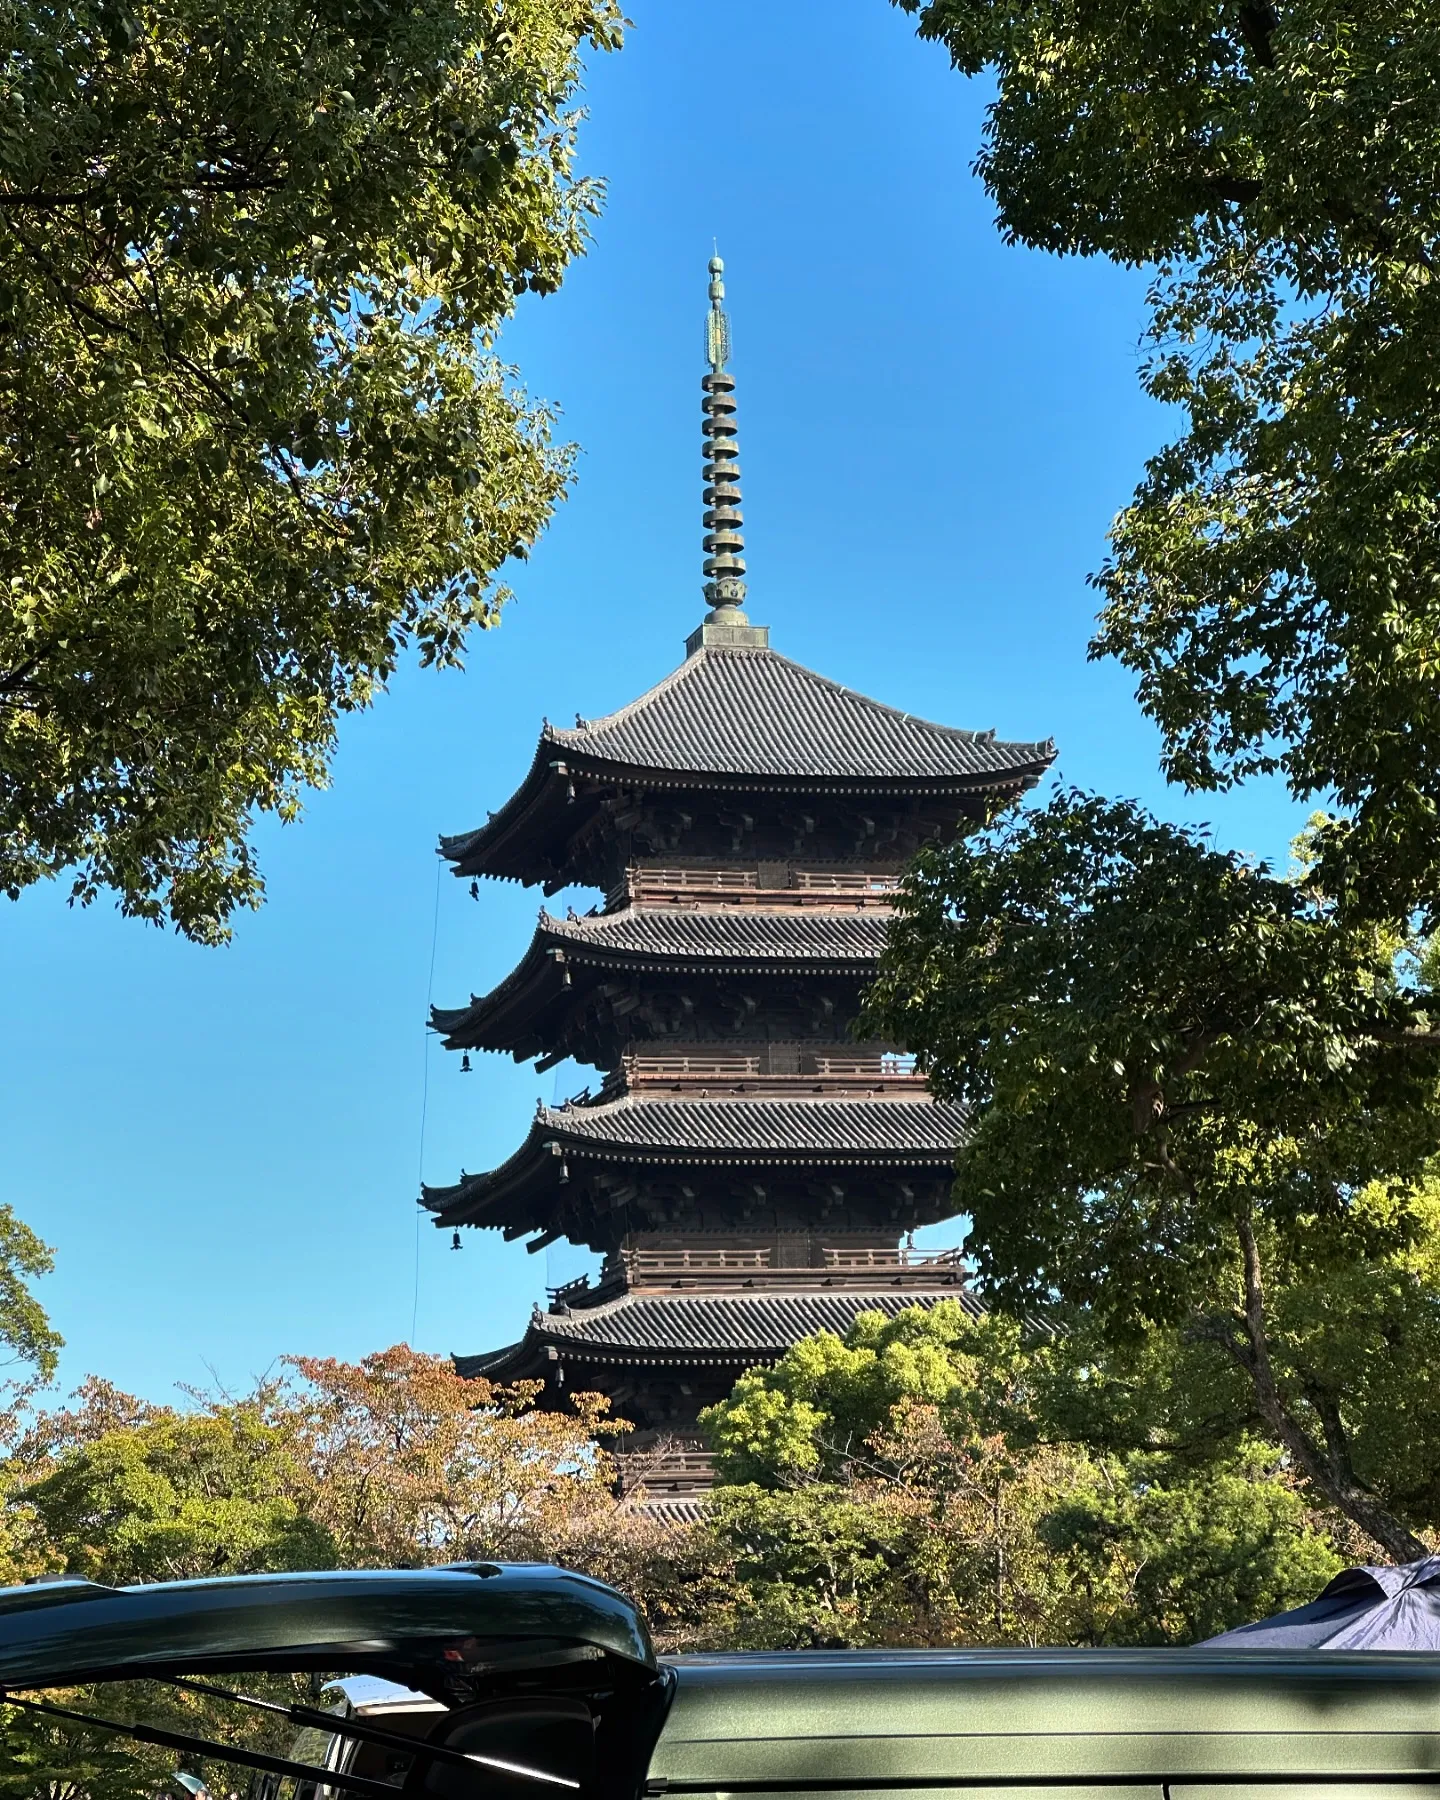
708 255 723 274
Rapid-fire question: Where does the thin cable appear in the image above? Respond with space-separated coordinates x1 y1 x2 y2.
410 853 443 1345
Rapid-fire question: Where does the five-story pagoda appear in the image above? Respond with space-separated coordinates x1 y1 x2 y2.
423 259 1055 1499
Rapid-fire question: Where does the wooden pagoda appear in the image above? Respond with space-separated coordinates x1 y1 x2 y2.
423 258 1055 1502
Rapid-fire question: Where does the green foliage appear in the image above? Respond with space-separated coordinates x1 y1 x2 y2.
0 1672 329 1800
706 1483 912 1648
0 1349 666 1590
0 1207 60 1382
0 1697 167 1800
0 0 622 940
701 1303 1029 1485
862 791 1440 1558
702 1306 1339 1647
12 1400 334 1583
895 0 1440 917
0 1349 720 1791
1042 1444 1341 1646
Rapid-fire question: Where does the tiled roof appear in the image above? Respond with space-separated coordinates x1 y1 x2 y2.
540 1093 966 1157
547 647 1052 783
422 1095 966 1230
454 1339 527 1379
624 1496 711 1526
546 907 890 962
454 1288 980 1374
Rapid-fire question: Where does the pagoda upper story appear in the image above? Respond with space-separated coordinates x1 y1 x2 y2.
440 641 1053 896
423 258 1054 1464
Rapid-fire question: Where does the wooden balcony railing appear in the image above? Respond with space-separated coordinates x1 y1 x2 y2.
625 1247 773 1274
615 1446 716 1496
607 866 902 910
626 1053 767 1079
548 1245 968 1305
822 1246 965 1270
616 1245 966 1287
794 870 901 895
637 866 759 892
607 1047 922 1095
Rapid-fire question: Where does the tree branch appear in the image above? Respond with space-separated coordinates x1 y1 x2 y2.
1235 0 1278 68
1224 1212 1429 1561
1207 175 1264 204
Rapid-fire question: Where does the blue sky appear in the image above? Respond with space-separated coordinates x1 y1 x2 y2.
1 0 1308 1404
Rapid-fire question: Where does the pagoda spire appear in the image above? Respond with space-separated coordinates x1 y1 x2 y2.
699 254 752 630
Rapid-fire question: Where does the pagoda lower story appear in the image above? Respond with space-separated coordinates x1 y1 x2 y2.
421 257 1053 1501
455 1244 981 1501
427 1074 980 1489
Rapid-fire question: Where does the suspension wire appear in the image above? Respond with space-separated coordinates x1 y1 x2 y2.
410 852 443 1345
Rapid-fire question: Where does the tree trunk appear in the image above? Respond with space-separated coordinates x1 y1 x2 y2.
1229 1215 1429 1564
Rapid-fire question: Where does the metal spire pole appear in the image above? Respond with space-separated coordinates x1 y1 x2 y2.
701 254 748 623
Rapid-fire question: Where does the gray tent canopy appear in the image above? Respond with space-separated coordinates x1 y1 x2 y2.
1204 1555 1440 1649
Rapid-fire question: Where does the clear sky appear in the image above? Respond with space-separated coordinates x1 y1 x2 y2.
1 0 1308 1404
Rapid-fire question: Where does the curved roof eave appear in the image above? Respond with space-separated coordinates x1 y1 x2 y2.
443 740 1052 880
438 739 560 882
420 1127 555 1224
430 907 891 1052
428 928 559 1050
454 1289 985 1375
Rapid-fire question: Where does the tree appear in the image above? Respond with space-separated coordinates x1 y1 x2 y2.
10 1395 333 1584
700 1304 1338 1647
861 790 1440 1560
276 1343 625 1566
893 0 1440 917
1041 1442 1343 1646
0 1699 174 1800
1 1347 639 1579
702 1302 1030 1487
0 1206 60 1382
0 0 622 941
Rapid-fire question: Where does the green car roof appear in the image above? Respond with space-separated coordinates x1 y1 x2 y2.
653 1648 1440 1790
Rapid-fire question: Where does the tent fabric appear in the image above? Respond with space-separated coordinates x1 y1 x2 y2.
1203 1555 1440 1648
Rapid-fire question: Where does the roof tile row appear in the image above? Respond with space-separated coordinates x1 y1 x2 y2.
455 1287 981 1369
541 1093 967 1156
546 905 891 961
